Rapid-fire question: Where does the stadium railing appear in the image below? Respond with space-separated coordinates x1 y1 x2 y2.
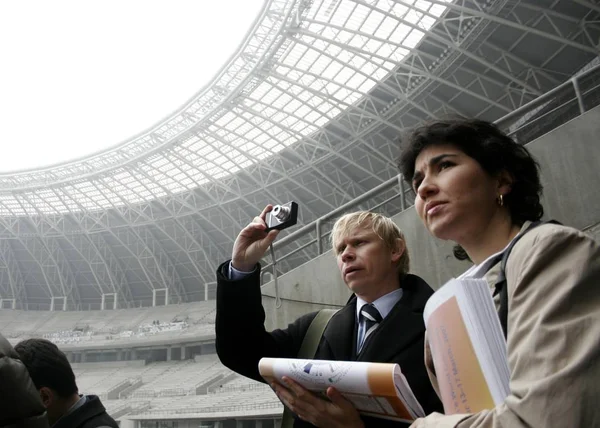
130 401 283 417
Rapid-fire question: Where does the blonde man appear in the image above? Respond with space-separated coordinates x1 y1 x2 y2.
216 207 442 428
330 211 411 300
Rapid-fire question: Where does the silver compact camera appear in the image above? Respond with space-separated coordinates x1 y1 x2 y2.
266 201 299 231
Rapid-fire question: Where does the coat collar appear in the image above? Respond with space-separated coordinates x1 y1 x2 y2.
321 274 433 362
53 395 105 428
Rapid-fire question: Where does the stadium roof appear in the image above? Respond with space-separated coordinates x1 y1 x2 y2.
0 0 598 310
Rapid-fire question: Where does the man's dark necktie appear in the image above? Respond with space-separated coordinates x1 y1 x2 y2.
359 303 382 351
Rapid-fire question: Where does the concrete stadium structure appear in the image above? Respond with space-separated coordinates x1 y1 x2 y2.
0 0 598 311
2 106 598 428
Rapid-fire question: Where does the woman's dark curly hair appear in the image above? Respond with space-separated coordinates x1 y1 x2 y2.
398 118 544 260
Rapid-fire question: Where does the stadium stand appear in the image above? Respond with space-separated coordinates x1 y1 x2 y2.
70 356 263 399
1 301 216 345
68 355 280 421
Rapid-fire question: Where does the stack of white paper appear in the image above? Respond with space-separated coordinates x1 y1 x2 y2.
423 278 510 414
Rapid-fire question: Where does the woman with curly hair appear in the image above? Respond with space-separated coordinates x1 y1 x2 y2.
398 118 600 428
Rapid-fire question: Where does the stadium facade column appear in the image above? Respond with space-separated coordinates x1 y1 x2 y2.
255 420 262 428
181 345 186 360
131 348 137 360
81 351 87 363
167 346 172 361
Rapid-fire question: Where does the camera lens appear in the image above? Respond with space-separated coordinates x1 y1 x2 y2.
272 205 290 221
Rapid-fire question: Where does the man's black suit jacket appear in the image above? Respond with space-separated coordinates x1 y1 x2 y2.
215 261 443 428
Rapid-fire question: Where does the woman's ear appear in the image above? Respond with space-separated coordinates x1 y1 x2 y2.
497 170 514 196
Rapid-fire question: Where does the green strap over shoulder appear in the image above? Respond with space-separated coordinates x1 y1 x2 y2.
297 308 339 358
280 308 339 428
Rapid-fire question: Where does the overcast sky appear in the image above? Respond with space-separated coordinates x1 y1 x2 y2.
0 0 264 173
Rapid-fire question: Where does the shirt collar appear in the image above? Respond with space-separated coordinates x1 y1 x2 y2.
355 287 404 322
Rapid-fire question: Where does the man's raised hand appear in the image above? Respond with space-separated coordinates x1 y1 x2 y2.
231 205 280 272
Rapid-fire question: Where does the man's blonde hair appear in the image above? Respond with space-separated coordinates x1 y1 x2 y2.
330 211 410 276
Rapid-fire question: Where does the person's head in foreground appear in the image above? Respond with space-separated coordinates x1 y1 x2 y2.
0 334 49 428
15 338 80 426
331 211 410 302
398 118 543 263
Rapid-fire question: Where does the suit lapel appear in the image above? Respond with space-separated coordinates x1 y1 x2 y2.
321 300 357 361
